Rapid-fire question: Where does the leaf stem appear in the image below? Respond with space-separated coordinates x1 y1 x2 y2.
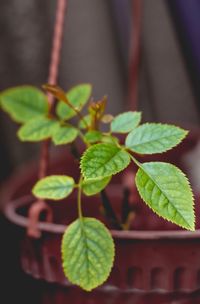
129 153 141 168
78 130 90 147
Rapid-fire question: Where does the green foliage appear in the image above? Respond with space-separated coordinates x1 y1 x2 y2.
61 217 115 291
18 117 58 141
52 124 78 145
0 86 48 123
84 130 102 143
111 111 141 133
82 176 111 196
81 143 130 179
32 175 75 200
1 81 196 292
101 134 119 145
135 162 195 230
56 84 92 120
78 114 91 129
125 123 188 154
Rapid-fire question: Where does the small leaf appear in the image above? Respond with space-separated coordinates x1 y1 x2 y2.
135 162 195 230
52 124 78 145
56 84 92 120
84 131 102 143
101 135 119 145
32 175 75 200
81 143 130 179
125 123 188 154
42 84 66 101
82 176 111 196
18 117 58 142
78 114 91 129
62 217 115 291
111 111 141 133
0 86 48 123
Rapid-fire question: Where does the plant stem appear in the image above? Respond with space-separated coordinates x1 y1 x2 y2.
129 153 141 168
100 190 122 230
121 187 131 224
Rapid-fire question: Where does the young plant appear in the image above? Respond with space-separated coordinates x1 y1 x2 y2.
0 84 195 291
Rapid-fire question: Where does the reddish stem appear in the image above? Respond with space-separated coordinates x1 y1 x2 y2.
28 0 67 237
39 0 67 179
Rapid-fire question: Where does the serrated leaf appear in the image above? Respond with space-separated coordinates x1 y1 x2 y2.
52 124 78 145
56 84 92 120
111 111 141 133
84 131 102 143
81 143 130 179
82 176 111 196
125 123 188 154
62 217 115 291
0 86 48 123
78 114 91 129
32 175 74 200
18 117 58 141
135 162 195 230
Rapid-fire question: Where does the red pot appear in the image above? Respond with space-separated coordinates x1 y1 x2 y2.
2 130 200 304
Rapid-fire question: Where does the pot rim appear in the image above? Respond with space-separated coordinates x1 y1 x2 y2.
4 195 200 241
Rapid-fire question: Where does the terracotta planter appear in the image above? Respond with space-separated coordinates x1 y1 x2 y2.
2 130 200 304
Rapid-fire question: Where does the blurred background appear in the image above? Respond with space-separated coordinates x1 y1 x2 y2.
0 0 200 303
0 0 200 182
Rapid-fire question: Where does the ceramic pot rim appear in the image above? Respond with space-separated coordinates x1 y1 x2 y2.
4 194 200 241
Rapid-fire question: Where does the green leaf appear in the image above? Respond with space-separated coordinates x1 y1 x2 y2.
62 217 115 291
52 124 78 145
32 175 75 200
82 176 111 196
135 162 195 230
125 123 188 154
84 131 102 143
18 117 58 142
78 114 91 129
111 111 141 133
0 86 48 123
101 135 119 145
81 143 130 179
56 84 92 120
